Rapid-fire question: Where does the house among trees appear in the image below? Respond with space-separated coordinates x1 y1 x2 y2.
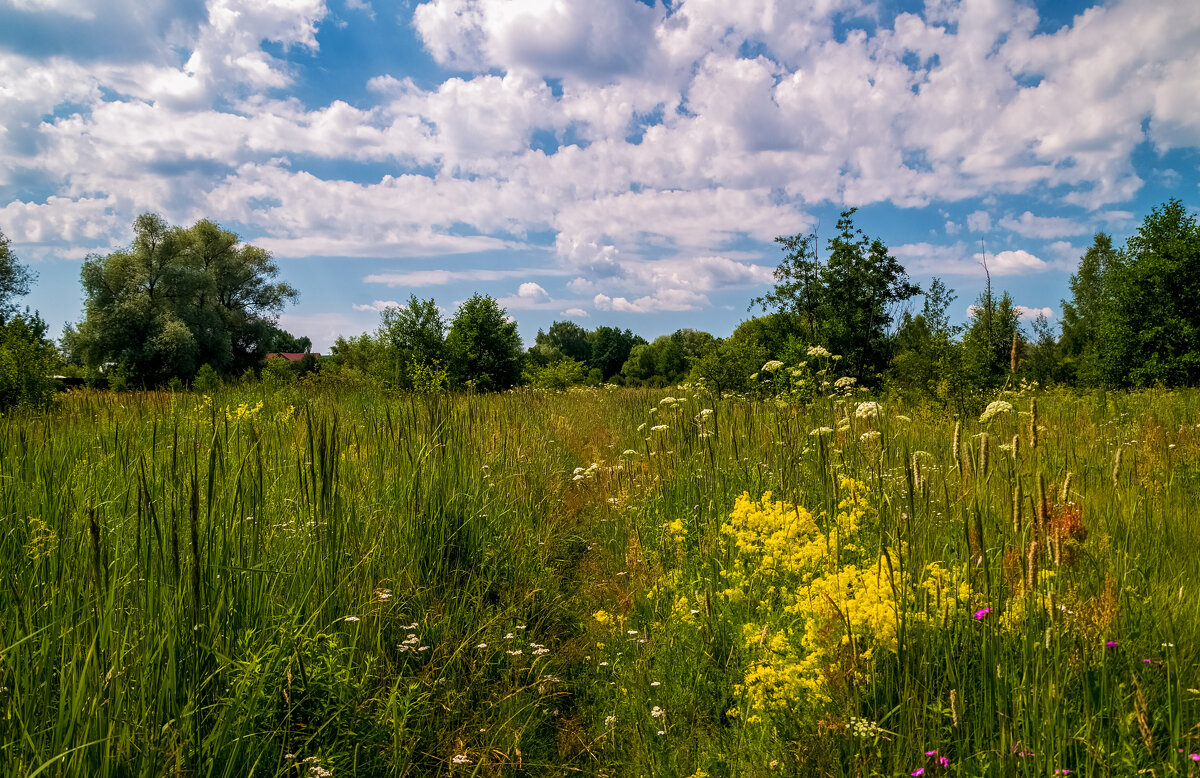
265 352 320 361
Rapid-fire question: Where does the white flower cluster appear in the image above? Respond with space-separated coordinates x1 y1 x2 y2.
807 345 832 358
854 401 881 420
979 400 1015 424
761 360 784 372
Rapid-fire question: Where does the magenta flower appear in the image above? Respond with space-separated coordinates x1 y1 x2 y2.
974 607 992 620
1105 640 1119 647
911 770 925 777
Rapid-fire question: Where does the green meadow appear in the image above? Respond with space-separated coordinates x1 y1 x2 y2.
2 383 1199 777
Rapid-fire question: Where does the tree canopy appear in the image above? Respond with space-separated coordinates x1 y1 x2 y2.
755 208 920 383
445 294 523 391
65 214 297 385
0 228 35 323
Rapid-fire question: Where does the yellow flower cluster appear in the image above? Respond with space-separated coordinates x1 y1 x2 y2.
721 481 975 720
229 401 263 421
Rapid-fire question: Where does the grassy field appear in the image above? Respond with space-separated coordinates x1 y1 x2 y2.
2 382 1199 776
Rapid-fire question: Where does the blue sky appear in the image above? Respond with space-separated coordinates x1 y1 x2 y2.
1 0 1198 351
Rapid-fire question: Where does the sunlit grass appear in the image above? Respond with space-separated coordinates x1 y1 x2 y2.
1 382 1198 776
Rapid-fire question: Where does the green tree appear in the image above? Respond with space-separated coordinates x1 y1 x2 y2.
1060 233 1116 386
689 331 768 398
67 214 297 385
0 310 60 410
261 325 312 354
821 210 921 381
756 209 919 382
751 231 820 343
960 280 1022 390
1023 313 1064 387
0 228 36 321
445 294 523 391
1099 199 1200 387
588 326 644 381
619 329 715 386
377 296 445 386
531 320 592 366
888 277 961 396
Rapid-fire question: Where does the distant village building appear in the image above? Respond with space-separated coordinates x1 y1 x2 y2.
264 352 320 361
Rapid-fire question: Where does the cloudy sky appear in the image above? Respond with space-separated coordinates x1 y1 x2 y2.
2 0 1198 350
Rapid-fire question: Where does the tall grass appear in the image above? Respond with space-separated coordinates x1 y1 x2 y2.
1 383 1198 776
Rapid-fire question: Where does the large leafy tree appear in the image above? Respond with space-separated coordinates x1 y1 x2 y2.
66 214 297 385
588 326 644 381
445 294 523 391
960 282 1022 390
0 232 58 409
755 209 919 382
1059 233 1117 386
0 228 35 322
533 320 592 365
1099 199 1200 387
888 277 961 396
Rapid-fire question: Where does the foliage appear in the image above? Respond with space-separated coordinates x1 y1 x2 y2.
524 356 588 390
1100 199 1200 387
588 325 645 381
1060 232 1116 386
689 331 768 397
620 329 715 386
755 209 920 383
0 310 59 410
960 281 1022 390
65 214 297 386
444 293 523 391
0 228 36 321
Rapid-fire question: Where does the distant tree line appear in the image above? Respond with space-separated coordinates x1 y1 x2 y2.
0 198 1197 405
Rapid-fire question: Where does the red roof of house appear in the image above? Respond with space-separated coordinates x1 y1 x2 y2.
265 352 320 361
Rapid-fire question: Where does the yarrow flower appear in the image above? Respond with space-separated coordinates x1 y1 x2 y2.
761 360 784 372
807 345 832 358
979 400 1014 424
809 427 834 437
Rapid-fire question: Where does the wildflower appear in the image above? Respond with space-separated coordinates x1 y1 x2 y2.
605 715 616 726
504 633 514 639
593 610 612 625
651 681 660 686
979 400 1014 424
810 427 834 436
622 449 638 457
627 630 639 635
807 345 831 358
854 401 881 420
761 360 784 372
343 616 360 623
974 607 992 620
656 730 665 736
651 424 669 432
1106 640 1119 647
859 430 881 443
912 770 924 776
476 643 487 648
451 753 471 765
650 706 664 718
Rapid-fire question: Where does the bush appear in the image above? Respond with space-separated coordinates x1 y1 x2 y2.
0 312 59 411
194 363 222 393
